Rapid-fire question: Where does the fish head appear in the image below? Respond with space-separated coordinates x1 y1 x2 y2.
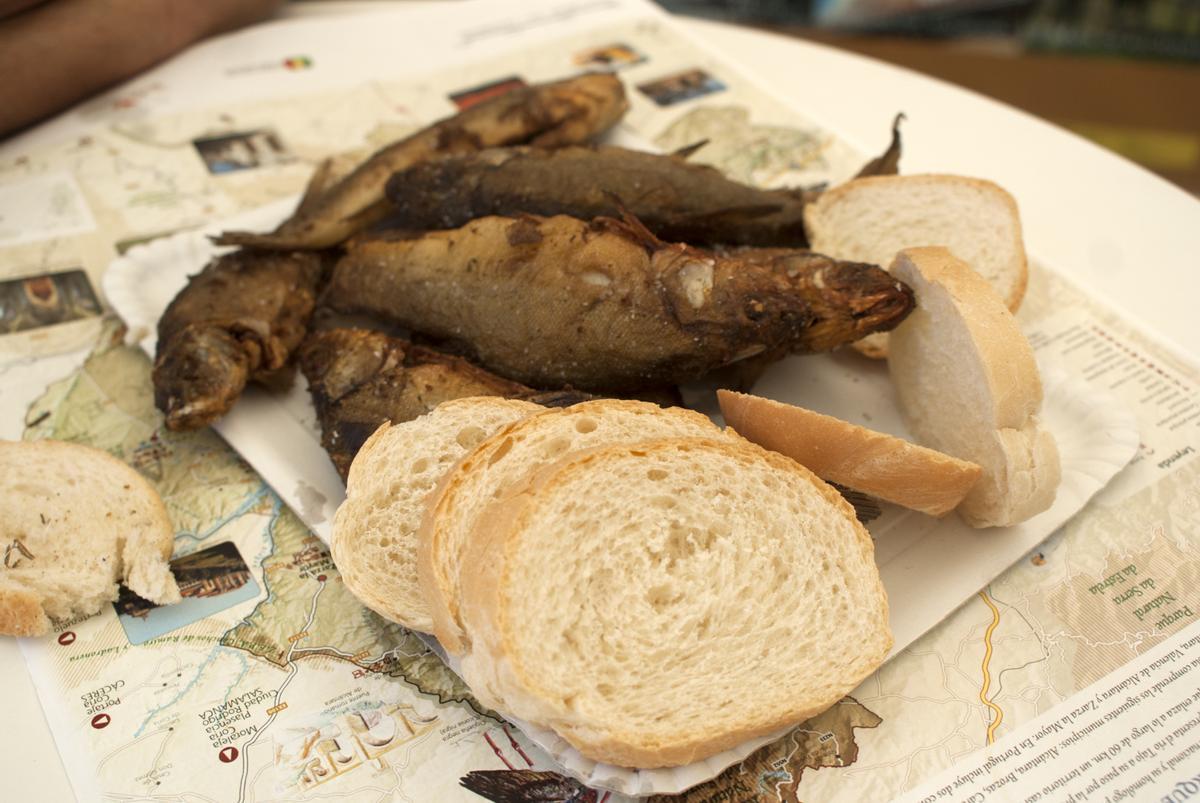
153 327 250 431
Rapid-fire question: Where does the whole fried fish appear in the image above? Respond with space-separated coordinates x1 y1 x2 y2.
379 116 904 247
382 144 813 247
215 73 628 251
324 214 914 391
298 328 588 479
153 250 328 431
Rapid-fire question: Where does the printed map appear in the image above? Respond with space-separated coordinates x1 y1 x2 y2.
2 6 1198 802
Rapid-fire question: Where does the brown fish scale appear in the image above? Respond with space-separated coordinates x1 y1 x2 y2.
324 215 914 392
153 250 327 431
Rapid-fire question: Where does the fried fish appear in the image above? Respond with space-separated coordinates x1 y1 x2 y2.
324 214 914 391
153 249 329 431
298 328 588 479
382 144 813 247
378 114 904 247
215 73 628 251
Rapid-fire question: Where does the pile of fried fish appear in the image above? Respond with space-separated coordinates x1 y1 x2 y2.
153 73 914 479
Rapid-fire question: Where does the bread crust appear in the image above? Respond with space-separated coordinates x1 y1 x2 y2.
459 436 891 768
718 390 981 517
887 247 1059 527
891 247 1042 426
0 585 51 637
807 174 1029 360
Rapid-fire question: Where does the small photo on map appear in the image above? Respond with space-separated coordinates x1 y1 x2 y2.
0 269 101 335
193 129 292 175
637 68 726 107
115 541 260 645
448 75 527 111
572 42 646 71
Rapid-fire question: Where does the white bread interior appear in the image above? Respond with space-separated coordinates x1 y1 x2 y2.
887 246 1060 527
718 390 981 517
0 439 181 637
332 396 541 632
804 174 1028 359
457 436 892 768
418 398 719 655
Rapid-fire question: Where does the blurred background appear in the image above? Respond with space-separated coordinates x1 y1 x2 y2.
658 0 1200 193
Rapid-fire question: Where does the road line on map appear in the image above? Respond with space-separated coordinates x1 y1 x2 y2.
978 589 1005 744
236 579 326 803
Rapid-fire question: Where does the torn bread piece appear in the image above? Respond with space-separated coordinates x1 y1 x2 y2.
0 439 181 637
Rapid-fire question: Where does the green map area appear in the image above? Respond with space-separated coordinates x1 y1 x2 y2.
27 320 476 706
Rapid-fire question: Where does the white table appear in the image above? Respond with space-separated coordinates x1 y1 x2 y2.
2 5 1196 801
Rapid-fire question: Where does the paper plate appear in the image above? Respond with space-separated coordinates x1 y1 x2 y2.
104 201 1140 797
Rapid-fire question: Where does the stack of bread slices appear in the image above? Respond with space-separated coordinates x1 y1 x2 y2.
332 397 893 769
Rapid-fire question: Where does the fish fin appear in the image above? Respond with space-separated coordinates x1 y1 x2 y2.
671 139 709 159
855 112 905 178
294 159 336 218
666 203 783 225
338 197 392 229
209 230 303 249
828 481 884 524
596 192 667 251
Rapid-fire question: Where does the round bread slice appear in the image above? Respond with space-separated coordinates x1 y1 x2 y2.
887 246 1060 528
717 390 981 517
331 396 542 632
804 174 1028 359
418 399 720 655
458 437 892 768
0 439 181 637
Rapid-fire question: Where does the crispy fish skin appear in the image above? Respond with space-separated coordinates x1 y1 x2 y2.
324 215 914 391
298 328 588 479
153 250 326 431
215 73 628 251
382 145 811 247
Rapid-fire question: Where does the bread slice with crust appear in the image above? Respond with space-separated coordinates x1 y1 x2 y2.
331 396 542 632
418 399 720 655
458 436 891 768
718 390 981 517
0 439 181 637
805 174 1027 359
887 247 1060 528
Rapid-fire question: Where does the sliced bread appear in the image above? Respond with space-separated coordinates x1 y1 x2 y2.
418 399 720 656
805 174 1028 358
458 436 892 768
331 397 542 632
887 246 1060 528
0 439 181 637
717 390 982 517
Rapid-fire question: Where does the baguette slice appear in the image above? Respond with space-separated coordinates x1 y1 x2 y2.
332 397 542 632
458 437 892 768
805 174 1028 358
887 247 1060 528
418 399 720 656
0 439 181 637
718 390 981 517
